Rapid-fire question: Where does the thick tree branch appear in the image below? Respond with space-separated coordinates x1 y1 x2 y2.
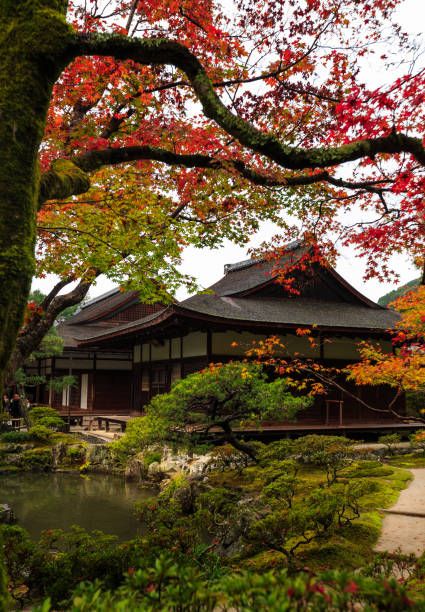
73 145 394 194
69 34 425 169
39 143 394 205
6 275 97 384
39 276 75 311
39 159 90 207
306 366 424 424
74 145 325 184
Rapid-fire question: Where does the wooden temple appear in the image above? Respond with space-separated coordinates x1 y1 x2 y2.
29 242 407 430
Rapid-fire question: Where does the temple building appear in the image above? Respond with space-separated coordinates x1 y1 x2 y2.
29 242 405 429
29 289 164 412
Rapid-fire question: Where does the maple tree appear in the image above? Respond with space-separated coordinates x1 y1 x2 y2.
245 294 425 424
0 0 424 389
349 286 425 421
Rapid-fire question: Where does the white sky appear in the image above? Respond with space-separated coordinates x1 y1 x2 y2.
32 0 424 304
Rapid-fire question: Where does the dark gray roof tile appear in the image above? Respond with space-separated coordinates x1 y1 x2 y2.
180 295 398 330
209 243 309 296
68 290 140 324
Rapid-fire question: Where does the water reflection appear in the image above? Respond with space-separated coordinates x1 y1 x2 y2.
0 472 155 540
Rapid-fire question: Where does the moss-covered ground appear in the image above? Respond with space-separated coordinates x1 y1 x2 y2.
207 459 412 572
386 453 425 469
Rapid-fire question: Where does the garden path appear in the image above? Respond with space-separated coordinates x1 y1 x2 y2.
375 468 425 556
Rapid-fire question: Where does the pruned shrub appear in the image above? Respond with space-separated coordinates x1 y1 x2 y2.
294 435 356 485
28 407 66 431
28 425 54 443
257 439 295 464
0 431 32 444
206 444 252 473
248 481 369 565
378 433 402 455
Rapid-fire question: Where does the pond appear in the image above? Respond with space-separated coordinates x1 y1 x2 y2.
0 472 155 540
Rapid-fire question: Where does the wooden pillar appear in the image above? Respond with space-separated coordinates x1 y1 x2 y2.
207 330 212 363
50 357 56 407
35 358 41 403
91 352 96 412
148 342 152 401
180 336 183 378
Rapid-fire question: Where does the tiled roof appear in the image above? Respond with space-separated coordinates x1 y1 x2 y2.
179 295 398 330
56 322 120 347
78 295 398 346
68 289 140 324
71 309 170 344
57 246 398 347
58 288 165 347
211 243 306 297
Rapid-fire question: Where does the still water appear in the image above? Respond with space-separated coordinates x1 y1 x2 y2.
0 472 155 540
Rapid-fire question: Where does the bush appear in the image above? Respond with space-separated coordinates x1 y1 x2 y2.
2 525 129 607
20 448 53 471
28 425 54 443
294 435 356 485
378 433 402 455
248 481 368 566
262 460 299 508
257 439 295 464
410 430 425 454
0 431 32 443
28 407 65 431
65 445 86 464
38 559 425 611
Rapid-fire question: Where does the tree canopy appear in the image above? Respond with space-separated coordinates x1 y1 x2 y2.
0 0 424 387
349 286 425 418
115 361 311 460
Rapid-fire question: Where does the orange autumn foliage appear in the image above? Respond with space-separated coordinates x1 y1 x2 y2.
349 287 425 408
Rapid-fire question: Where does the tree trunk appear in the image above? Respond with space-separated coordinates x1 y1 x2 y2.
4 277 94 386
221 421 258 461
0 1 73 392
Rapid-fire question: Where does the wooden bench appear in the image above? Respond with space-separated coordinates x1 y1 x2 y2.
96 416 127 432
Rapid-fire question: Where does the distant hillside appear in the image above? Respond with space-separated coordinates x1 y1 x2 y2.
378 278 420 307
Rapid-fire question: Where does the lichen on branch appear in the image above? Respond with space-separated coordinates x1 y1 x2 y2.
39 160 90 206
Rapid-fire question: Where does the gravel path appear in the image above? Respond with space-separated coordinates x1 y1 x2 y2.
375 468 425 556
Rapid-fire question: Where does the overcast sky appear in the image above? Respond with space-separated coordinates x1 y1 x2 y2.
32 0 424 304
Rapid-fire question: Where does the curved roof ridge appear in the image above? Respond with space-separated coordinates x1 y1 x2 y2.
80 287 121 310
223 240 302 275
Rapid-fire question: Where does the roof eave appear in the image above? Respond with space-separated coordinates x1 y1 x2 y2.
78 304 395 347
